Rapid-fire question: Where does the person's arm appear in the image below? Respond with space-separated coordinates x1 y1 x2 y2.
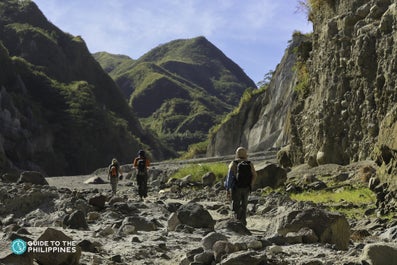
146 158 150 170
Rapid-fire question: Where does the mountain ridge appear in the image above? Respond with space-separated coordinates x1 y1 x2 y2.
0 0 173 175
94 36 256 152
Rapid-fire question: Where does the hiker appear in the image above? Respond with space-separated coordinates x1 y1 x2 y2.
108 158 123 195
225 147 257 226
133 150 150 200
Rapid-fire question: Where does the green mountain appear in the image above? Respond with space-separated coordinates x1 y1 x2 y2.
94 37 256 152
0 0 173 176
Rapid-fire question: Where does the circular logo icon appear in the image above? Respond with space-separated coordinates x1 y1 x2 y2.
11 239 27 255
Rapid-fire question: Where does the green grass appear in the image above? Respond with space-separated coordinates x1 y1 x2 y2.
290 187 376 219
169 162 228 182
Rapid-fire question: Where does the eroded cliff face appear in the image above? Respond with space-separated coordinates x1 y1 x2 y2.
208 0 397 173
289 0 397 166
207 34 309 156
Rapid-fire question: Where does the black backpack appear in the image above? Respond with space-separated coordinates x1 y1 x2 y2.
137 158 146 173
234 160 252 188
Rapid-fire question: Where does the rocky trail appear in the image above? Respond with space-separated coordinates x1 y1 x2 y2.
1 154 397 265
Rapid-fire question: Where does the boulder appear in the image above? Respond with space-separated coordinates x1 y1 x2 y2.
34 228 81 265
275 207 350 250
63 210 89 230
167 212 182 231
202 172 216 187
212 240 237 262
17 171 48 185
360 243 397 265
176 202 215 229
277 145 293 168
121 216 157 231
88 194 107 209
253 162 287 189
215 219 251 235
0 252 34 265
0 172 19 183
201 232 228 250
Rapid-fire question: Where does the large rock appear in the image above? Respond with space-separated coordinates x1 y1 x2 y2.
0 252 34 265
63 210 89 230
360 243 397 265
34 228 81 265
176 202 215 229
120 216 157 232
17 171 48 185
277 207 350 250
253 162 287 190
88 194 107 209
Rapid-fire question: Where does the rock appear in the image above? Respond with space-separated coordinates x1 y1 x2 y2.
84 176 106 184
88 194 107 209
194 250 214 264
97 225 114 237
277 145 293 168
265 206 350 250
63 210 89 230
219 251 267 265
316 151 326 165
17 171 48 185
202 172 216 187
0 252 34 265
121 216 157 231
379 226 397 241
212 240 237 262
201 232 228 250
254 162 287 189
0 172 19 183
77 239 98 253
34 228 81 265
87 211 101 222
215 219 251 235
333 173 349 182
360 243 397 265
247 240 262 250
176 202 215 229
108 196 124 205
167 212 182 231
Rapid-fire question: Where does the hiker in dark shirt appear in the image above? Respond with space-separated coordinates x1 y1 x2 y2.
108 158 123 195
225 147 257 226
133 150 150 201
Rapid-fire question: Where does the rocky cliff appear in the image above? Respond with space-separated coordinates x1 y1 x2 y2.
289 0 397 168
207 33 309 156
208 0 397 176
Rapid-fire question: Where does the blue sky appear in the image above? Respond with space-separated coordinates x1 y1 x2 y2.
33 0 312 84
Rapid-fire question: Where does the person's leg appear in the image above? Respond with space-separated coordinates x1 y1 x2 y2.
143 174 148 198
239 187 250 226
231 188 242 220
137 174 143 199
110 178 117 195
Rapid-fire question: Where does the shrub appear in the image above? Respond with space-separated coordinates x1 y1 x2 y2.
170 162 228 182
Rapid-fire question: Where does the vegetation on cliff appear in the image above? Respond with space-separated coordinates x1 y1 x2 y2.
94 37 256 154
0 0 172 175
